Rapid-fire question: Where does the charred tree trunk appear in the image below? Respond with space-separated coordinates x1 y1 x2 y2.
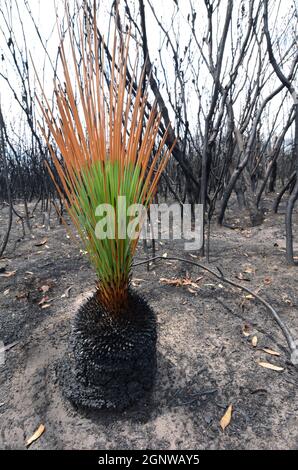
0 106 13 258
273 172 296 214
264 0 298 264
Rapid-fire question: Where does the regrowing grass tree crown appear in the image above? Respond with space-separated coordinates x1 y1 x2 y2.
37 3 175 313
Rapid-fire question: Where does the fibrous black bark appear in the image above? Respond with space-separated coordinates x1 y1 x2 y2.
59 290 157 410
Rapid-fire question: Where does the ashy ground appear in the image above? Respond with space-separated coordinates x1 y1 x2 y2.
0 196 297 450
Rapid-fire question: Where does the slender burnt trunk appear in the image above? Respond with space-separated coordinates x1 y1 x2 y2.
0 106 13 258
273 171 296 214
285 106 298 264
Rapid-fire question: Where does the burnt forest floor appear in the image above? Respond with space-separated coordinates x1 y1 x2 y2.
0 194 297 450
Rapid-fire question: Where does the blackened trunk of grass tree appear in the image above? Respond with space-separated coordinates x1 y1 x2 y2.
61 291 157 410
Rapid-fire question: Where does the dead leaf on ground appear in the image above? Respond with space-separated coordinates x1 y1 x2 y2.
188 287 197 294
160 277 200 289
257 361 284 372
245 294 254 300
41 304 51 309
61 286 73 298
34 238 48 247
220 404 233 431
26 424 45 448
39 285 50 294
262 348 281 357
38 296 49 306
251 336 258 347
282 294 293 306
0 270 16 278
236 272 251 281
16 291 29 300
263 277 272 285
244 266 253 274
242 323 252 337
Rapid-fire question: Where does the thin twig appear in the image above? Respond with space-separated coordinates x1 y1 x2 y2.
133 255 297 361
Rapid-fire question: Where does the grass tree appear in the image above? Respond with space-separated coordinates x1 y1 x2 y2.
37 3 174 409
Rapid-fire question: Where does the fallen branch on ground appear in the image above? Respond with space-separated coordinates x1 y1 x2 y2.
133 256 297 364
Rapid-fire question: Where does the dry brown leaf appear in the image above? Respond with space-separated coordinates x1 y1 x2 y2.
262 348 281 357
188 287 197 294
16 291 29 300
244 266 253 274
220 404 233 431
245 294 254 300
26 424 45 447
251 336 258 347
263 277 272 285
237 271 252 281
0 270 16 278
38 296 49 306
41 304 51 310
282 294 293 306
34 238 48 247
257 361 284 372
242 323 252 337
160 277 200 289
160 277 179 286
61 286 73 298
39 285 50 294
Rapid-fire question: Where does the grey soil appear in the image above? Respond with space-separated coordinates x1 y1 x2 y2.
0 195 297 450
